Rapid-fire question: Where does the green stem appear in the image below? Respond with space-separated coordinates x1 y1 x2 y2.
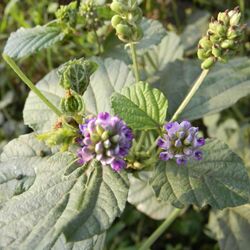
130 43 140 83
170 69 209 122
145 52 157 72
46 48 53 71
136 131 147 151
3 54 63 117
139 208 183 250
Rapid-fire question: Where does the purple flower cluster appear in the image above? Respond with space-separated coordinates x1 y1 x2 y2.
77 112 133 171
158 121 205 165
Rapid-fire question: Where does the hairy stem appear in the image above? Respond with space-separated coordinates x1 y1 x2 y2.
130 43 140 82
139 208 183 250
3 54 63 117
170 69 209 122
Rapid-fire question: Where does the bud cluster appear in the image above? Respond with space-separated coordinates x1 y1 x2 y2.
77 112 133 171
55 2 77 32
197 7 245 69
111 0 143 43
80 1 103 31
158 121 205 165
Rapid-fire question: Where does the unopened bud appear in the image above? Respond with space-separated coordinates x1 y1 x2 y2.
201 57 216 69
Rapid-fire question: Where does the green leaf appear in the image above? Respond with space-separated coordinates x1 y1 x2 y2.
150 139 250 209
52 233 106 250
136 18 167 54
208 205 250 250
0 134 52 203
128 172 175 220
84 57 135 114
154 58 250 121
111 82 168 130
142 32 184 77
3 26 65 59
23 57 134 132
0 133 128 248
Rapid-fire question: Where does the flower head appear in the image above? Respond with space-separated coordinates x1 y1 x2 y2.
77 112 133 171
158 121 205 165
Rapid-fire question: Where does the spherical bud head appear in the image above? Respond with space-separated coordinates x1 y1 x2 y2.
229 11 241 26
221 39 235 49
212 45 222 58
199 37 213 50
217 12 230 26
110 1 128 15
201 57 216 69
111 15 123 28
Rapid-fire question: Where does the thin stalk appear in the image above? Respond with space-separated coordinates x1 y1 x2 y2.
145 52 157 72
94 30 103 54
130 43 140 83
46 48 53 71
170 69 209 122
139 208 183 250
3 54 63 117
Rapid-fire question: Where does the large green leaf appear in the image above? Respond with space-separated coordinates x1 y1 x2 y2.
154 58 250 121
83 57 135 114
136 18 166 54
23 57 134 132
128 172 175 220
0 134 128 249
142 32 184 77
3 26 64 59
150 139 250 209
111 82 168 130
208 205 250 250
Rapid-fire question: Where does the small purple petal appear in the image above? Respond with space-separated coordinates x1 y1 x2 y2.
159 152 171 161
174 139 182 148
111 159 126 171
194 150 203 160
176 156 188 165
180 120 191 130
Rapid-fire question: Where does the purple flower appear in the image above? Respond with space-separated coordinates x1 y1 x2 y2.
158 121 205 165
77 112 133 171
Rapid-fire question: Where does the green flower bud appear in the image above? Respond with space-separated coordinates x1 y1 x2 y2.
101 131 110 141
208 21 218 34
228 10 241 26
221 39 234 49
212 44 222 57
111 15 123 28
199 37 212 49
110 2 128 15
216 23 227 36
116 23 132 37
197 48 209 60
209 34 222 44
96 125 105 136
201 57 216 69
60 92 84 115
227 27 239 40
91 133 101 143
218 12 230 26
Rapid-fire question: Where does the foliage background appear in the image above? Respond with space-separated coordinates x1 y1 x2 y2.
0 0 250 249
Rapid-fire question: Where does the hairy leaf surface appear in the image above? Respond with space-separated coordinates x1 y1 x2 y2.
111 82 168 130
150 139 250 209
3 26 64 59
0 134 128 249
